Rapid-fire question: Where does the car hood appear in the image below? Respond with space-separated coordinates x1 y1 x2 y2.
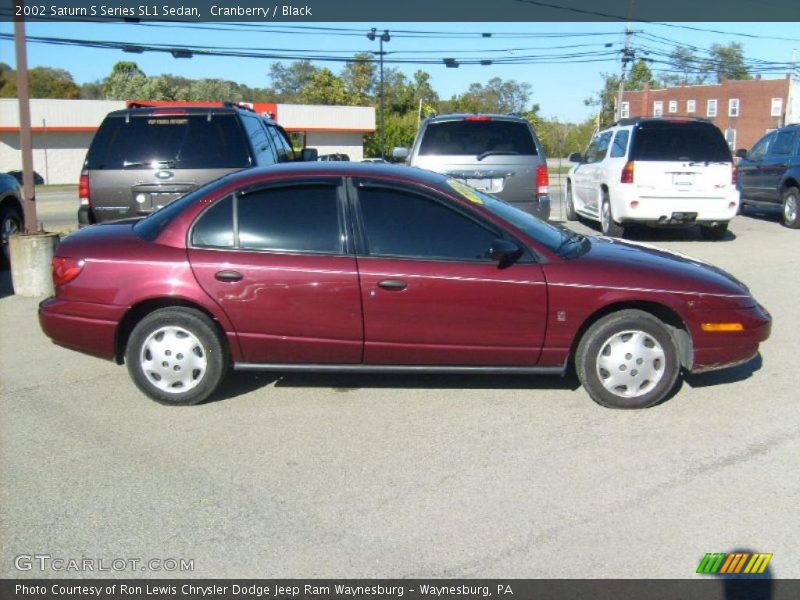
564 236 751 300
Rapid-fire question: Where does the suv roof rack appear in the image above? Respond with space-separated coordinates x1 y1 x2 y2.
611 116 712 127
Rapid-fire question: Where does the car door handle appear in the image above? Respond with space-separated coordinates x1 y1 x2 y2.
215 270 243 282
377 279 408 291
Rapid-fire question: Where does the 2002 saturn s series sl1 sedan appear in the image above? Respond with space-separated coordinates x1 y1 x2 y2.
39 163 771 409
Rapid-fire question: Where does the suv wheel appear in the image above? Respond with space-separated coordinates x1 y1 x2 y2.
576 310 680 409
565 182 578 221
126 307 229 405
782 186 800 229
699 223 728 241
1 204 23 269
600 192 625 237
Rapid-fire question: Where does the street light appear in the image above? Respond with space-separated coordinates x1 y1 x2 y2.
367 28 390 159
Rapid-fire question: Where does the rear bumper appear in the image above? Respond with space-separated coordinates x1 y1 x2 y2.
39 297 125 360
689 304 772 373
505 195 551 221
614 187 739 224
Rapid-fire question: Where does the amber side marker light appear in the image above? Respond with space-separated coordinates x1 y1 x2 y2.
701 323 744 332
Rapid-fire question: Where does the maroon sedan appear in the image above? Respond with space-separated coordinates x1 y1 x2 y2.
39 163 771 408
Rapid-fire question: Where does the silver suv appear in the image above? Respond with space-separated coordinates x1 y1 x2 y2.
393 114 550 220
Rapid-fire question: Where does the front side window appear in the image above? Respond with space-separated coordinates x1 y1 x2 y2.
707 99 718 117
358 187 498 261
653 101 663 117
610 130 630 158
748 132 775 160
238 184 342 253
729 98 740 117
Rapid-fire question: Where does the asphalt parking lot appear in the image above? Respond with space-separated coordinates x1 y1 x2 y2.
1 185 798 579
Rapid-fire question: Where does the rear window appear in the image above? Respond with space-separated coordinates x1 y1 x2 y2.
418 120 538 156
86 113 251 170
631 122 731 162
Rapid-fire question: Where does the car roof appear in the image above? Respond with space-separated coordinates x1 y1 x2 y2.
424 113 530 123
103 104 279 125
610 117 714 127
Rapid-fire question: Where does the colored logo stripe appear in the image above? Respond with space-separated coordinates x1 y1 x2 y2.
697 553 772 575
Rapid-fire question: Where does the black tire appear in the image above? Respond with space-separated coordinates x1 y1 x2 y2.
600 192 625 238
0 204 23 270
699 223 728 241
782 186 800 229
565 181 578 221
575 309 681 409
125 307 229 405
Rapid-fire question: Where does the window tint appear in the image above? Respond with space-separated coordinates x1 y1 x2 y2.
359 187 497 261
610 130 630 158
586 131 612 163
86 114 251 170
266 125 296 162
631 123 731 162
192 195 234 248
241 115 276 166
770 130 797 156
238 185 342 253
748 133 775 160
418 120 537 156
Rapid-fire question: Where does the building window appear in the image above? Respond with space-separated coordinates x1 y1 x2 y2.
620 101 630 119
653 101 663 117
729 98 740 117
687 99 696 113
668 100 678 114
707 99 718 117
724 128 737 150
771 97 783 117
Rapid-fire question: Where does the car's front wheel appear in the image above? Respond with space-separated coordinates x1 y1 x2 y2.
576 310 681 409
125 307 229 405
782 186 800 229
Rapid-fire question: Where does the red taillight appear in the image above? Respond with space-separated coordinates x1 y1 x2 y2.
621 161 635 184
536 164 549 196
79 170 90 206
52 257 85 286
152 108 187 116
463 115 492 121
732 165 738 186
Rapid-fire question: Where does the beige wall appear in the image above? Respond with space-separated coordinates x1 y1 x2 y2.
1 131 95 184
305 132 367 162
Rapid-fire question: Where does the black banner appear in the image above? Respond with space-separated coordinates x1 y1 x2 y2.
3 579 800 600
1 0 799 23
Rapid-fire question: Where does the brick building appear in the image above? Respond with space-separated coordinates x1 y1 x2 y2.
619 75 800 151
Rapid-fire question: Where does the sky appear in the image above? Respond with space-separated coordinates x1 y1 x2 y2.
1 20 798 122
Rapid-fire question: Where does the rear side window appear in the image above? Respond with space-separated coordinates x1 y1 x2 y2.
610 130 630 158
86 113 251 170
238 185 341 253
358 187 497 261
418 120 537 156
631 123 731 162
241 115 277 166
192 195 234 248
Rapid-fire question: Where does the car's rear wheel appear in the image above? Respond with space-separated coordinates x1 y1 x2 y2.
126 307 229 405
565 181 578 221
782 186 800 229
699 223 728 241
576 310 680 409
600 192 625 237
1 204 23 269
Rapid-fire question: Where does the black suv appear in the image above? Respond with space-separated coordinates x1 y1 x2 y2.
736 123 800 229
79 103 317 225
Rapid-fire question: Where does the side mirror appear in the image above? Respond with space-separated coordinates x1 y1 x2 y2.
301 148 318 162
392 147 409 160
568 152 584 163
734 148 748 159
488 239 522 266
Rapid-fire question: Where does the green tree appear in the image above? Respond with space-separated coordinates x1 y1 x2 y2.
299 68 348 105
102 61 148 99
443 77 534 115
341 53 376 106
705 42 751 82
627 59 657 91
269 60 317 102
660 47 706 86
0 66 81 99
188 79 240 102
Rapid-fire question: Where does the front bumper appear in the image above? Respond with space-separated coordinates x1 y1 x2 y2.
39 297 125 360
689 304 772 373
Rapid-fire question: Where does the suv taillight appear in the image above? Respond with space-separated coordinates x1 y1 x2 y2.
536 164 549 196
52 257 85 286
621 161 635 184
79 170 90 206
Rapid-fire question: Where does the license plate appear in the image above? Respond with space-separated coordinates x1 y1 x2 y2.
466 178 490 191
672 173 695 186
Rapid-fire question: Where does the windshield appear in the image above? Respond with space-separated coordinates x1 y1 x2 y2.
444 179 574 254
419 120 537 156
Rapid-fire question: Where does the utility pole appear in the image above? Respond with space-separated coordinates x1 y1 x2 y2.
14 2 38 233
367 28 390 159
616 26 634 122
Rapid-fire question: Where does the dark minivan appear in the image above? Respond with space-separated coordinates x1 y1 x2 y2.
79 103 316 225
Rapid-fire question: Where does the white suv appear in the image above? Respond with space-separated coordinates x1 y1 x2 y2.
565 118 739 240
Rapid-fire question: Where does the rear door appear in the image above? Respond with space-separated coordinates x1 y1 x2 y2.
86 111 251 221
738 132 775 201
629 121 734 200
760 128 799 202
410 117 542 208
352 179 548 366
187 178 363 364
